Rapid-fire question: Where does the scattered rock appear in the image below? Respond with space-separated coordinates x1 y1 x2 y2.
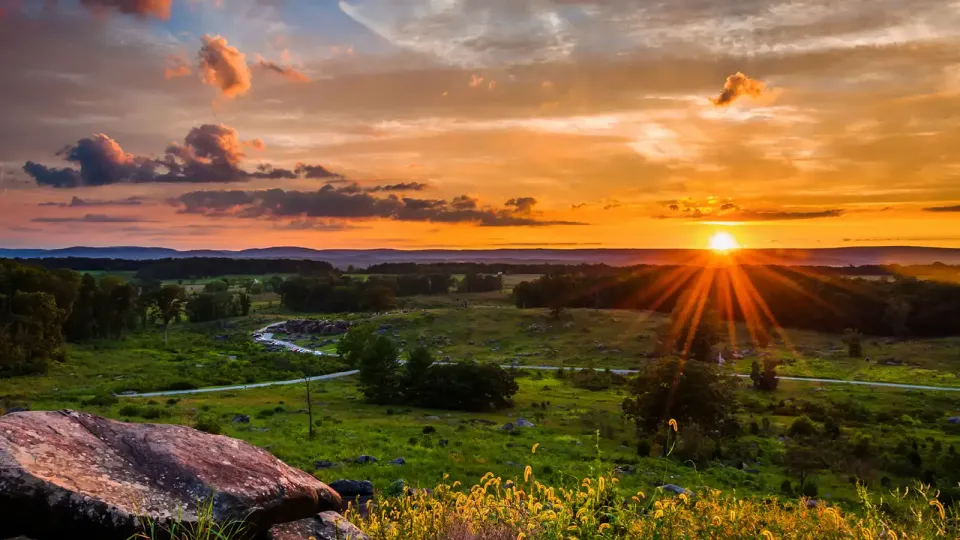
468 419 497 426
948 417 960 425
425 415 441 421
314 461 336 470
355 455 377 464
662 484 694 497
268 511 370 540
504 480 515 490
405 487 434 498
231 414 251 424
389 458 406 465
515 418 535 428
806 499 821 509
499 422 515 432
0 410 340 540
329 480 374 498
614 465 634 476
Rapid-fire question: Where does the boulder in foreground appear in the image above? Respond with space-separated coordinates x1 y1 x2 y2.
0 410 342 540
268 511 369 540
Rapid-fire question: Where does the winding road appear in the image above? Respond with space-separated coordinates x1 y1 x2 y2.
123 321 960 398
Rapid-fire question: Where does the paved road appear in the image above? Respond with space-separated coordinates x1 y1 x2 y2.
121 321 960 398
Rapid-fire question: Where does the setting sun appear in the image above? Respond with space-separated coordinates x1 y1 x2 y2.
709 231 740 252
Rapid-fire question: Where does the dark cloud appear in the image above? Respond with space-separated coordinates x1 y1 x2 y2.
198 35 252 98
504 196 537 213
365 182 429 192
256 58 310 83
923 205 960 213
657 200 843 221
38 196 144 207
571 202 588 210
171 185 584 227
23 124 333 188
603 203 621 210
32 213 152 223
711 72 766 107
80 0 172 20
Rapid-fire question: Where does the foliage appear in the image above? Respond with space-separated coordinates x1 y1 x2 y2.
279 275 396 313
622 357 738 435
750 359 779 391
338 325 376 367
512 268 960 337
185 291 247 323
129 496 248 540
844 328 863 357
146 285 187 345
352 471 959 539
663 290 722 362
456 273 503 294
570 368 627 391
415 362 519 411
356 335 403 404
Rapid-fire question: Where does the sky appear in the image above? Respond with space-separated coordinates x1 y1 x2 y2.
1 0 959 251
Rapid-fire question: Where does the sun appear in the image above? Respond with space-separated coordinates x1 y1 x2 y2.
709 231 740 252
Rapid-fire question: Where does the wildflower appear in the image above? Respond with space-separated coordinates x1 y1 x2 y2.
532 443 540 454
524 466 533 482
669 418 678 432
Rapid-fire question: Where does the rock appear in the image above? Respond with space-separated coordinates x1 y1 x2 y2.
389 458 406 465
268 511 369 540
329 480 375 498
806 499 820 509
499 422 515 431
614 465 634 476
468 419 497 426
118 391 136 397
231 414 251 424
0 410 340 540
2 407 29 415
314 460 336 470
515 418 535 428
405 487 433 497
948 417 960 424
662 484 694 497
355 455 377 464
425 415 441 421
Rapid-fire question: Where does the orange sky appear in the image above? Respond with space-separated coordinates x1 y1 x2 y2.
1 0 959 250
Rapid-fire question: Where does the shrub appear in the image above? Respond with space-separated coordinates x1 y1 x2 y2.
118 404 142 417
414 362 519 412
84 394 119 407
787 416 818 439
193 415 222 435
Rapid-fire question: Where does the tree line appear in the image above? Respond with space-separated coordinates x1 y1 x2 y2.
512 267 960 337
22 257 335 281
0 259 254 376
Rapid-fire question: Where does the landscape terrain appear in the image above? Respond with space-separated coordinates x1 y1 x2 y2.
2 253 960 538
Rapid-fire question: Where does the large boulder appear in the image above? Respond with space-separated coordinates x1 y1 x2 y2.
268 511 369 540
0 410 342 540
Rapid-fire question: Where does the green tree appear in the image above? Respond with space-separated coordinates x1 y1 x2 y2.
750 358 779 391
403 346 434 402
337 325 375 367
357 335 402 404
843 328 863 358
664 290 721 362
148 285 186 346
239 293 251 316
0 291 65 376
783 440 825 491
621 357 738 435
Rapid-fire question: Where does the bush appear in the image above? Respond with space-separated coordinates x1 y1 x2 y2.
118 404 141 417
787 416 818 439
84 394 119 407
801 481 819 497
415 363 519 412
193 415 222 435
570 368 626 391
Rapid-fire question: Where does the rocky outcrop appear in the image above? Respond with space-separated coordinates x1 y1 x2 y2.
0 410 343 540
268 511 369 540
271 319 352 336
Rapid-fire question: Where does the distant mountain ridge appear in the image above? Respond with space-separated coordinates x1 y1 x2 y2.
3 246 960 268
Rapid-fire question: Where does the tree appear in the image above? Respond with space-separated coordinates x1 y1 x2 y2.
750 358 779 391
843 329 863 357
337 325 375 367
0 291 65 376
148 285 186 346
666 291 722 362
403 346 434 402
356 335 402 404
238 293 251 316
415 362 519 411
295 355 324 438
621 357 738 435
783 440 825 491
884 298 911 340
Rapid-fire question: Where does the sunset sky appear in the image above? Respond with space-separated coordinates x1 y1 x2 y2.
1 0 959 250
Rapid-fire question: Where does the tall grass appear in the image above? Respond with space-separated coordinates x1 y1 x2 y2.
351 471 958 539
128 497 249 540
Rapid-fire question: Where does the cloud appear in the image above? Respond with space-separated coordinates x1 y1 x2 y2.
171 185 584 227
80 0 172 20
32 213 152 223
256 57 310 83
656 200 844 221
23 124 334 187
365 182 429 193
38 196 145 207
923 205 960 212
711 72 766 107
504 197 537 213
164 54 191 80
198 35 252 98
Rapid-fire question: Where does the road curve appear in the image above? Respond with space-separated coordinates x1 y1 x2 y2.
121 321 960 398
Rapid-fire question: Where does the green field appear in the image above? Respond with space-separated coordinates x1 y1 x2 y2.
3 288 960 515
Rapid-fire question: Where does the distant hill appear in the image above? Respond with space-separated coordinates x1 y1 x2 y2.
2 246 960 268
